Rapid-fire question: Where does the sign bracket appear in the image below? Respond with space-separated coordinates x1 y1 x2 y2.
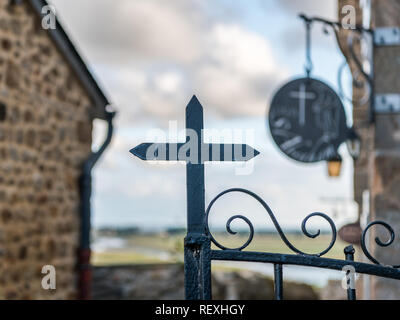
374 27 400 46
374 94 400 114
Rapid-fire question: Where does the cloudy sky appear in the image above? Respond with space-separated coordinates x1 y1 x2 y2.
49 0 359 235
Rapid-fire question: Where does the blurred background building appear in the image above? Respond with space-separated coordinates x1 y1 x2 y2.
0 0 111 299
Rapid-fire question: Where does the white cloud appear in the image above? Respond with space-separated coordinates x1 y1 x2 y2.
47 0 355 231
154 72 184 95
274 0 340 54
276 0 337 19
208 24 279 77
51 0 287 122
195 23 288 117
51 0 204 64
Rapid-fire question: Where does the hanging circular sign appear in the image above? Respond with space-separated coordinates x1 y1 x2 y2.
268 77 348 163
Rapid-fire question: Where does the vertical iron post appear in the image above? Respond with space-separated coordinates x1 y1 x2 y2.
344 245 356 300
184 96 212 300
274 263 283 300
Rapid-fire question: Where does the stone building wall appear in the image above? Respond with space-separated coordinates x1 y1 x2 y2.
369 0 400 300
338 0 400 299
0 1 94 299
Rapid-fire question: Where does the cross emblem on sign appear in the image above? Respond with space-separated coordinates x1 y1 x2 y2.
290 83 315 127
129 95 260 299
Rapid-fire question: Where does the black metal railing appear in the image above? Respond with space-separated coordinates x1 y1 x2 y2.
204 188 400 300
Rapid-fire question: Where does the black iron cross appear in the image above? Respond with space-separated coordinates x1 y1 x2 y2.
129 95 260 299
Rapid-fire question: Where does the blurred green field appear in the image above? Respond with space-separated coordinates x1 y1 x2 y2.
92 232 349 266
92 251 166 265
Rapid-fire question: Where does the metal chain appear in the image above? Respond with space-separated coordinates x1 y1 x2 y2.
304 20 313 78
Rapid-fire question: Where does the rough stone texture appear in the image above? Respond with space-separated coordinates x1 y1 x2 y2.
92 264 319 300
93 265 185 300
0 1 93 299
338 0 400 300
319 280 347 300
369 0 400 300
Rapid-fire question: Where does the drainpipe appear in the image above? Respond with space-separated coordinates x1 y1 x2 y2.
78 109 115 300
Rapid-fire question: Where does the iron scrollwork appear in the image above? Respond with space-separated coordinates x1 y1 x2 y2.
361 221 400 268
206 188 399 266
205 188 337 257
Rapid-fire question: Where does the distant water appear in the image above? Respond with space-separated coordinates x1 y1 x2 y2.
92 237 126 252
213 261 343 288
92 236 343 287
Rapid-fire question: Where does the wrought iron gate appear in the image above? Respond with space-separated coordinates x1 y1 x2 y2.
130 96 400 300
204 188 400 300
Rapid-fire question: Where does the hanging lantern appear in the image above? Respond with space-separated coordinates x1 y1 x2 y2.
327 155 342 177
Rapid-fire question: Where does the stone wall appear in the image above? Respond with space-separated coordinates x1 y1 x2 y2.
369 0 400 300
338 0 400 299
0 1 93 299
92 264 319 300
